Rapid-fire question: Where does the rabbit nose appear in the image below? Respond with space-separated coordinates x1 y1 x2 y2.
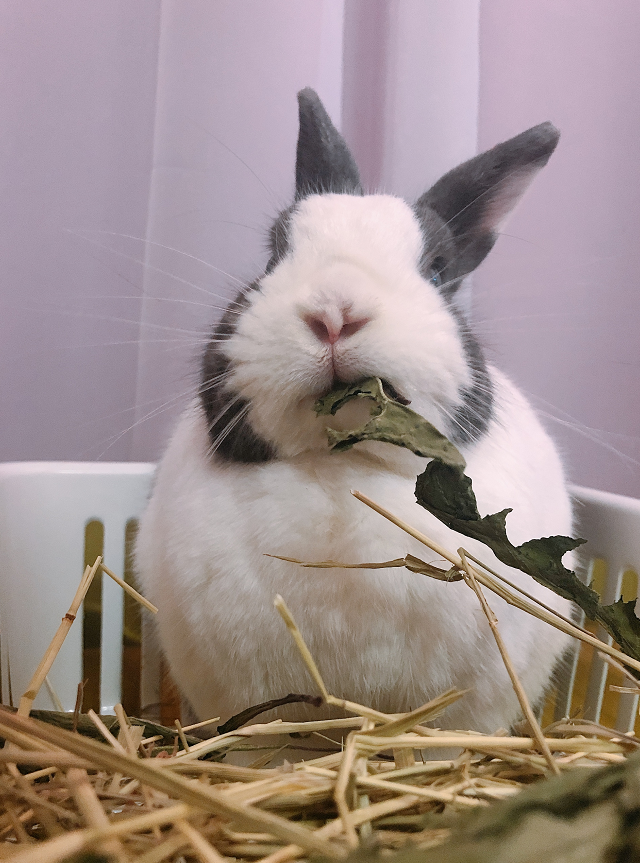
303 310 370 345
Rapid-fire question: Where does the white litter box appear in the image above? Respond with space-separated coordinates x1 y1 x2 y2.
0 462 639 731
0 462 155 716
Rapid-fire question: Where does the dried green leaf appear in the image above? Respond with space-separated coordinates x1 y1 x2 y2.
415 461 590 605
315 377 466 468
598 598 640 666
216 693 323 735
268 553 462 582
314 377 640 665
415 459 640 664
404 554 463 581
5 710 202 747
370 753 639 863
268 553 407 570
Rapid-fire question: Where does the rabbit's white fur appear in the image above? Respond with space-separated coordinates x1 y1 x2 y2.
135 192 573 733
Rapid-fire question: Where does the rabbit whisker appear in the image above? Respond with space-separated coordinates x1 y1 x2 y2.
206 402 252 460
68 228 248 290
88 390 196 459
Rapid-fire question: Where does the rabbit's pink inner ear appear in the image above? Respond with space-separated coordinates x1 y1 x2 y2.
478 166 540 233
416 122 559 275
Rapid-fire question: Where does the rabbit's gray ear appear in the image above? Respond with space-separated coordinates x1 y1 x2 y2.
295 88 362 200
417 122 559 275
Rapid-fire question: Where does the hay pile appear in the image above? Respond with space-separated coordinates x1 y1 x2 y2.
2 452 640 861
1 686 638 863
1 549 639 863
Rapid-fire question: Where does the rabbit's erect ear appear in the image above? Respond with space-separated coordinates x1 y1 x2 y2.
417 123 559 275
295 88 362 200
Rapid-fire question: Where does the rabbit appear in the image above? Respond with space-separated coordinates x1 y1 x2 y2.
135 88 574 735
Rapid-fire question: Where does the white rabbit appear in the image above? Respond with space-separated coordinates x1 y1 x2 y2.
135 88 573 733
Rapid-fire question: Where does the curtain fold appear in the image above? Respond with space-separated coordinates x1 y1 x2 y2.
5 2 633 497
130 0 481 459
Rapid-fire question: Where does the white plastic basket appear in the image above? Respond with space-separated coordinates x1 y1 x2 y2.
560 485 640 732
0 463 639 730
0 462 155 714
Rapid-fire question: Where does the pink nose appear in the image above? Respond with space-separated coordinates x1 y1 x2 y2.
303 312 370 345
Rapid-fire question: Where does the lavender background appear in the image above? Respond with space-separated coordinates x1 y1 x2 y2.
1 1 639 497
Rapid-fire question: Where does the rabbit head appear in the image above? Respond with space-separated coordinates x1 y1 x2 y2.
200 89 559 463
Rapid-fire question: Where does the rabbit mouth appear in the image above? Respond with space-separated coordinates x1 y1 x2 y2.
323 376 411 406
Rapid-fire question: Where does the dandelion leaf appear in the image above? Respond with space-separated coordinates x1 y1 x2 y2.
415 460 640 663
416 459 592 607
598 598 640 665
315 378 640 664
315 377 466 468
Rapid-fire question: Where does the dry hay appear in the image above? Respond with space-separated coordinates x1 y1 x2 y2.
1 494 640 862
0 698 638 863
